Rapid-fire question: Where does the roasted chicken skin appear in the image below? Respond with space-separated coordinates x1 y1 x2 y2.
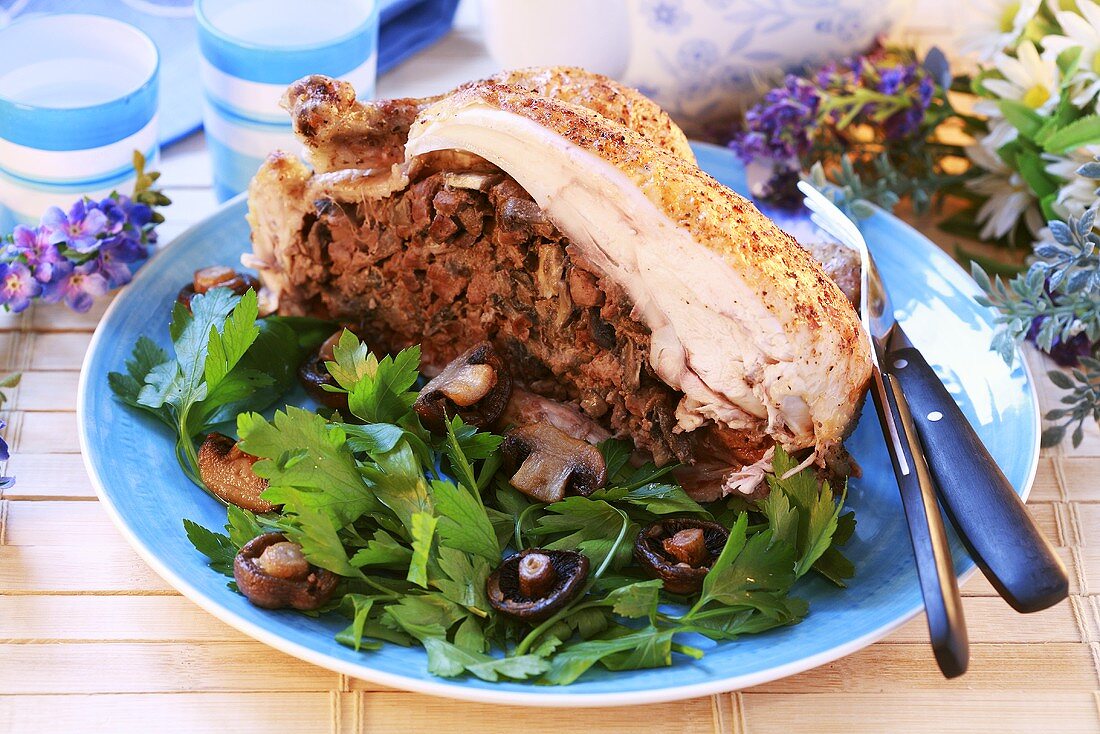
282 66 695 173
247 68 871 499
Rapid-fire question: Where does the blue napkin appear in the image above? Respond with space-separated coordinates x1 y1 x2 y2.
0 0 459 147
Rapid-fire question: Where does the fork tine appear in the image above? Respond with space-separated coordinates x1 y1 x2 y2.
797 181 865 250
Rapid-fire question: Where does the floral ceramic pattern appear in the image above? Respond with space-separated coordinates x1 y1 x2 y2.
622 0 909 133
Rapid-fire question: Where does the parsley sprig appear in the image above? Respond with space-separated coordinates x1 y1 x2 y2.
108 288 330 489
113 306 857 684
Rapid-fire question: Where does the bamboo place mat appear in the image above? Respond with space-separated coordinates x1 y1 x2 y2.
1 227 1100 734
3 7 1100 718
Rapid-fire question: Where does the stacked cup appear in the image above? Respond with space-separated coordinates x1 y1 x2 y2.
196 0 380 202
0 15 160 233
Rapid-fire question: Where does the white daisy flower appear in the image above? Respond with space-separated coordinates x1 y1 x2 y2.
1044 144 1100 218
959 0 1042 61
983 41 1062 113
967 136 1046 239
1042 0 1100 105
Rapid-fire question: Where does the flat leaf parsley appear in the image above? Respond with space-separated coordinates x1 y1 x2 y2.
113 304 858 685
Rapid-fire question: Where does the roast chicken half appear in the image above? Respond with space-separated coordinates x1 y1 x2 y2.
245 67 872 500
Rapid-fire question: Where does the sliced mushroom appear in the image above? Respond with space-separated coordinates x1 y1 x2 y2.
633 519 730 595
298 329 350 411
177 265 260 310
413 342 512 432
198 432 275 513
500 423 607 503
234 532 339 610
486 548 589 621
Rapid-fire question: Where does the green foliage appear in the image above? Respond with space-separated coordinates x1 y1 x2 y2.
973 174 1100 446
108 289 308 488
130 324 857 685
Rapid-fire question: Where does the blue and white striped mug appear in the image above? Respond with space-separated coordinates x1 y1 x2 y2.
196 0 380 202
0 14 160 233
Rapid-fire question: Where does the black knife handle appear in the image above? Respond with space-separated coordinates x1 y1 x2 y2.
877 371 969 678
886 329 1068 613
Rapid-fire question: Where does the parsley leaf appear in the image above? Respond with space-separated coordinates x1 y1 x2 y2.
107 336 174 429
766 445 855 584
277 501 362 577
431 546 491 615
336 594 383 652
225 505 264 548
543 626 679 685
240 407 385 527
110 288 308 488
601 579 664 620
346 345 421 424
424 638 549 682
430 479 499 561
382 593 466 641
534 496 636 570
203 288 260 392
360 441 433 532
341 423 405 455
696 514 798 618
183 519 236 576
407 512 437 588
349 529 413 570
592 482 708 516
453 615 487 654
598 438 633 481
681 602 807 641
325 330 375 391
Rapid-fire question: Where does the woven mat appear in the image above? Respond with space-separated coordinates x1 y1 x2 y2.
1 285 1098 733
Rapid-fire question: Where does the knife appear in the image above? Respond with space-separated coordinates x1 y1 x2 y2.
798 182 968 677
798 182 1069 616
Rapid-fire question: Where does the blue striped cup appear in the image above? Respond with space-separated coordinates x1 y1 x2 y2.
196 0 380 202
0 14 160 234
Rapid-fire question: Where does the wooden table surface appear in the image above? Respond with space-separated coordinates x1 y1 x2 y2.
4 6 1100 733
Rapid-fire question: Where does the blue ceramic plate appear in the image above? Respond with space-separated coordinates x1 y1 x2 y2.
78 143 1040 706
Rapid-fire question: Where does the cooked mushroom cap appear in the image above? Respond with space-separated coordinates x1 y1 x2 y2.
177 266 260 310
298 330 350 412
197 432 275 513
234 532 339 610
500 423 607 503
487 548 589 621
414 342 512 432
633 518 730 595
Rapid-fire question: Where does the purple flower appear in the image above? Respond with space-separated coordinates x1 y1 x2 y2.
97 196 130 235
1027 317 1094 367
43 260 109 313
877 67 908 96
41 199 108 253
0 419 11 490
94 234 147 288
874 63 935 141
11 225 63 283
730 75 821 164
0 261 42 313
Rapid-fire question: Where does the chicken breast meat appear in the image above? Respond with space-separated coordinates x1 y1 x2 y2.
247 67 872 500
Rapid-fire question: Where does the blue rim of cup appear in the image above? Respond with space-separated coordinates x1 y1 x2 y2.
195 0 379 85
0 15 160 152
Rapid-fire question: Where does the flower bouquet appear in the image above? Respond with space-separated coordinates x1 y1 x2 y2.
1 153 168 314
0 152 170 486
730 1 1100 446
